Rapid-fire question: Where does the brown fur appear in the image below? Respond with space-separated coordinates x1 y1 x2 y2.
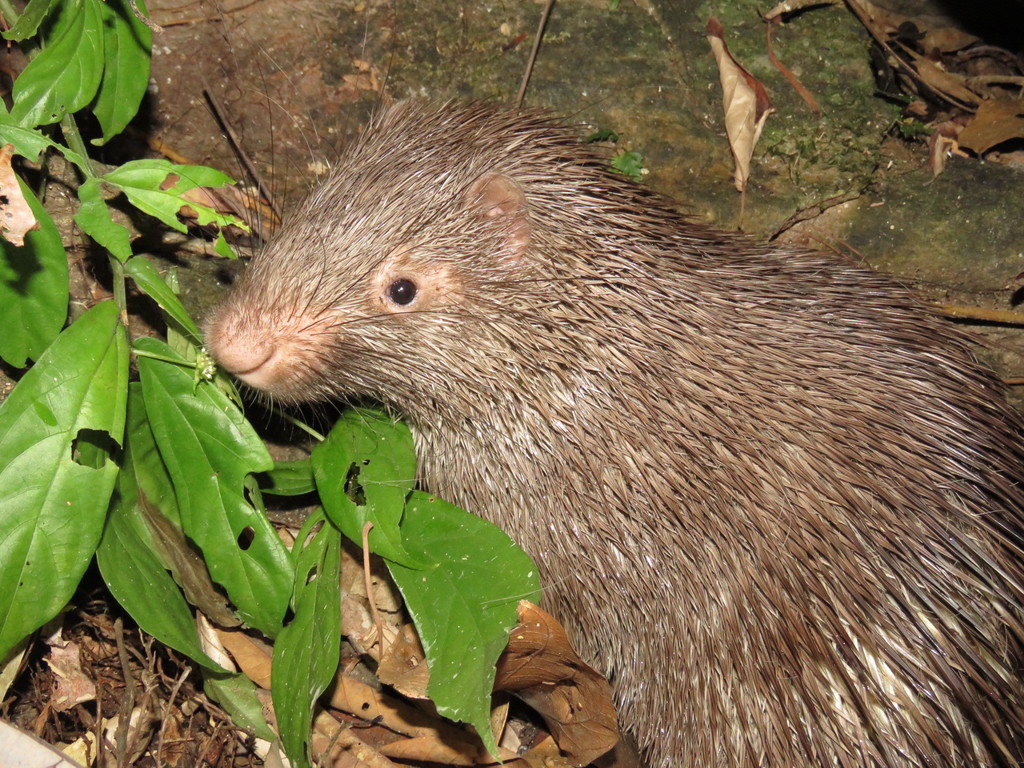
206 100 1024 767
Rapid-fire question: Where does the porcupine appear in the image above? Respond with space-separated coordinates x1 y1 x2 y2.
206 100 1024 767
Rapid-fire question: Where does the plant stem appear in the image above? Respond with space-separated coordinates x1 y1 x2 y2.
132 349 198 368
274 409 326 442
60 112 129 317
0 0 20 27
59 113 96 179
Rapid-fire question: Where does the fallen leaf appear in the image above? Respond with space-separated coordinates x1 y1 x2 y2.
0 144 39 246
376 622 429 698
844 0 981 110
707 18 775 194
893 42 979 110
215 627 273 689
340 541 404 663
957 98 1024 154
764 0 841 18
0 720 88 768
44 631 95 711
311 711 402 768
377 735 486 765
327 670 453 740
495 602 619 768
142 497 241 629
101 709 159 767
196 613 236 671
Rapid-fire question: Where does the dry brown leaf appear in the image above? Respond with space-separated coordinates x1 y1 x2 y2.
843 0 979 54
196 613 237 673
515 734 578 768
214 628 273 689
921 25 981 55
142 498 241 629
764 0 841 17
706 18 774 194
0 144 38 246
843 0 981 110
495 602 618 768
44 632 95 712
340 541 404 662
375 622 429 698
328 671 443 738
377 735 491 765
957 98 1024 154
929 133 956 176
345 58 384 94
101 709 159 766
893 42 980 109
311 710 401 768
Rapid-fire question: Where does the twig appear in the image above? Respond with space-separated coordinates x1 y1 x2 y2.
515 0 556 110
362 521 387 660
768 188 865 241
129 0 163 33
937 303 1024 326
203 88 281 222
112 618 138 768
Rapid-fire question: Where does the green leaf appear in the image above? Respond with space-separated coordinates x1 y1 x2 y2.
388 492 541 758
97 385 223 669
203 669 277 742
101 160 242 233
611 150 646 182
213 229 239 259
136 337 292 636
0 122 52 160
91 0 152 144
2 0 60 41
0 118 89 171
125 256 202 343
312 409 427 568
273 511 342 768
0 301 129 659
259 460 316 497
0 179 68 367
119 383 181 525
75 178 133 261
10 0 105 127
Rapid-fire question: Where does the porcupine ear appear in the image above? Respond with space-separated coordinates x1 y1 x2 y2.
464 173 531 262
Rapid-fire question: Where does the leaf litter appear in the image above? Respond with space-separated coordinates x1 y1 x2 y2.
766 0 1024 172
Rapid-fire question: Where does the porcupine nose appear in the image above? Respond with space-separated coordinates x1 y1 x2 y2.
204 305 288 391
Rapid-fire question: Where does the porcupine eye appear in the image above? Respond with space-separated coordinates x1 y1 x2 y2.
387 278 417 306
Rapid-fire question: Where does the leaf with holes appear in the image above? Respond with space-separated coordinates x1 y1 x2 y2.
0 301 128 660
136 336 292 636
101 160 243 233
312 408 427 568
